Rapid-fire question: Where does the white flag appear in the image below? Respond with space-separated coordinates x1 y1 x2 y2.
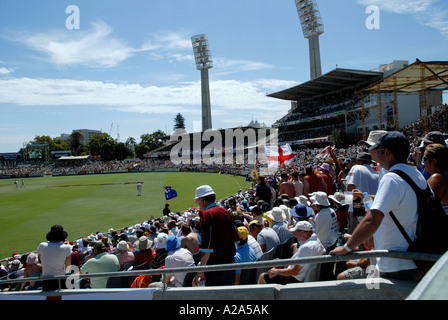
265 144 295 168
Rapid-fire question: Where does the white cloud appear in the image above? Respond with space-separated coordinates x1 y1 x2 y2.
358 0 448 38
358 0 437 14
0 67 14 75
214 58 274 75
3 23 197 68
140 31 193 51
3 23 276 73
0 77 296 123
14 21 136 68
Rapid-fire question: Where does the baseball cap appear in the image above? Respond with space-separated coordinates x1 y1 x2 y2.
289 221 314 233
368 131 409 152
237 226 248 241
248 220 262 230
93 241 106 252
194 185 215 199
421 131 446 146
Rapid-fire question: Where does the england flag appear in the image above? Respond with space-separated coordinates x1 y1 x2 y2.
265 144 295 168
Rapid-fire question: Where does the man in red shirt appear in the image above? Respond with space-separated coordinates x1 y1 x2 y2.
304 166 327 194
193 185 240 286
133 236 155 268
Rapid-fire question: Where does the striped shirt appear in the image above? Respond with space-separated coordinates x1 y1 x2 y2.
272 221 294 243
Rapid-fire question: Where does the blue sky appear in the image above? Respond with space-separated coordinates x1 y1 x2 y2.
0 0 447 153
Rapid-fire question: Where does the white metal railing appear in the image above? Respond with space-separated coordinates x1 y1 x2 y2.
0 250 442 293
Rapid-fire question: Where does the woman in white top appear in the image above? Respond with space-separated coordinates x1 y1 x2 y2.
37 225 72 290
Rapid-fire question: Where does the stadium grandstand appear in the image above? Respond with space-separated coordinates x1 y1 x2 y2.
268 59 448 148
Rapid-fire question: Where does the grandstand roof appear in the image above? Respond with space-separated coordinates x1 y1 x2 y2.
57 155 90 160
358 59 448 93
267 68 383 102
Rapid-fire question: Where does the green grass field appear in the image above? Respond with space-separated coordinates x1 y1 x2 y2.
0 172 251 260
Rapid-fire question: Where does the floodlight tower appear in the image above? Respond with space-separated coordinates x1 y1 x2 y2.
191 34 213 131
295 0 324 80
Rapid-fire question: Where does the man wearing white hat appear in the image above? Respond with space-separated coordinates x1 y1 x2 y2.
150 233 169 270
258 221 325 284
193 185 240 287
267 207 293 242
309 192 339 253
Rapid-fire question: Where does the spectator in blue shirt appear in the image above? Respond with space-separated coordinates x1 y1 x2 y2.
234 226 257 285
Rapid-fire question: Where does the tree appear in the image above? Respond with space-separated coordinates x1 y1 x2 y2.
31 135 55 150
69 131 84 156
114 142 133 160
30 135 70 152
135 144 150 159
139 130 166 151
173 113 185 130
86 133 117 161
329 128 347 148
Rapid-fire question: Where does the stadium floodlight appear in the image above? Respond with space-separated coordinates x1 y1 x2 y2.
192 34 213 70
191 34 213 131
295 0 324 80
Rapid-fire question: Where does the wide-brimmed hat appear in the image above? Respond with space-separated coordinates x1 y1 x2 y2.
194 185 215 199
135 236 153 250
266 207 287 223
165 235 181 251
46 225 68 242
26 253 39 265
329 192 345 205
356 152 374 163
117 240 129 251
9 260 23 271
279 205 290 219
297 195 311 207
320 163 331 172
309 192 331 206
359 130 387 148
290 203 312 218
155 233 169 249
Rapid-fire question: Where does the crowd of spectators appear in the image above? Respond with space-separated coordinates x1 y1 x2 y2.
276 95 361 126
1 105 448 292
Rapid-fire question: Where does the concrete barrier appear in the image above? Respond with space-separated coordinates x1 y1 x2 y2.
0 278 417 300
152 278 416 300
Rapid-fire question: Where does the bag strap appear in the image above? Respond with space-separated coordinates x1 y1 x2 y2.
391 169 432 198
389 210 413 245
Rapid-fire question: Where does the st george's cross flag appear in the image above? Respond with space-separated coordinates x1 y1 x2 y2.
265 144 295 168
164 186 178 200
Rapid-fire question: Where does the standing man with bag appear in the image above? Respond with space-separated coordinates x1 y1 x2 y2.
330 132 425 282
